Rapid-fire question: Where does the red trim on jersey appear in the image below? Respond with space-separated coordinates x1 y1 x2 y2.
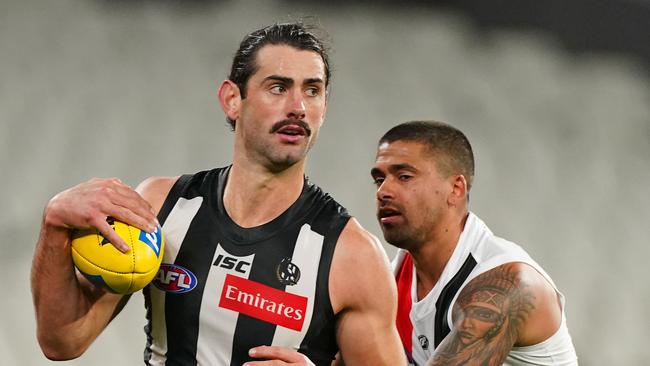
395 253 414 359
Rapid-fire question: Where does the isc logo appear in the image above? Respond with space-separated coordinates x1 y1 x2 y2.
153 263 197 293
214 254 250 274
212 244 254 276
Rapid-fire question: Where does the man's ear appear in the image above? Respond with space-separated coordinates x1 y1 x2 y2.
218 80 241 123
448 174 468 208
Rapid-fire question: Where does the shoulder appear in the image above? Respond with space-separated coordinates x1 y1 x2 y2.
453 262 562 347
136 176 180 215
336 218 388 271
429 262 562 365
329 218 395 312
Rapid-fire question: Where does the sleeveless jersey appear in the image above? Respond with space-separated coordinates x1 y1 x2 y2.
142 167 351 366
394 212 578 366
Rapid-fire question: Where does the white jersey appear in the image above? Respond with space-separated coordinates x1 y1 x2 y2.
393 212 578 365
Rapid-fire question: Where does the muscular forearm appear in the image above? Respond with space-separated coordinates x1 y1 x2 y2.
31 217 106 360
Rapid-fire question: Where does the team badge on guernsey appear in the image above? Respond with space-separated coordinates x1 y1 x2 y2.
153 263 198 293
276 257 301 286
418 335 429 350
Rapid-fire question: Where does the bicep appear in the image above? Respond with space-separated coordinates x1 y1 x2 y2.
330 221 406 365
428 263 535 366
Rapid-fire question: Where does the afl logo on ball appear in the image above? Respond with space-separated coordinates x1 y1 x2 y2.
276 257 300 286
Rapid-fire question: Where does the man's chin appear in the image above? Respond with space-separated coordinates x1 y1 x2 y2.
265 152 307 172
382 230 412 250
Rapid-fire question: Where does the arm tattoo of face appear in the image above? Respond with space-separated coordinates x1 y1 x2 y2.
428 264 535 366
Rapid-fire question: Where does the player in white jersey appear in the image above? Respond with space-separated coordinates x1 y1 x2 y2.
31 22 406 365
371 121 578 365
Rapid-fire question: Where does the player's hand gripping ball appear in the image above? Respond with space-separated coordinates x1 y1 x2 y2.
71 217 165 294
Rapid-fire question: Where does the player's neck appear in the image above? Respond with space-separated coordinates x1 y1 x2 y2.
411 211 469 301
224 160 305 228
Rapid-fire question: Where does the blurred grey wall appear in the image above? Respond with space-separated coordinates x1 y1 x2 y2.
2 0 649 364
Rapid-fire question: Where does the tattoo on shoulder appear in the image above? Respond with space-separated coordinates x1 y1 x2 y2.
428 264 535 366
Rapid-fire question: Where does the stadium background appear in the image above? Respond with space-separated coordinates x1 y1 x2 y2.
1 0 649 364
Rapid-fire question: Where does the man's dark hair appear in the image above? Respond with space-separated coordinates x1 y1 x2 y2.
379 121 475 191
226 21 331 129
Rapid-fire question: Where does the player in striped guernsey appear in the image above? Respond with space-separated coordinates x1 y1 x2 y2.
371 121 578 365
31 22 406 365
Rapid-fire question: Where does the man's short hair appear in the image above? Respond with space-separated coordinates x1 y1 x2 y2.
378 121 475 191
226 21 331 129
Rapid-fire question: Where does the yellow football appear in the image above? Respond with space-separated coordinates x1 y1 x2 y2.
71 217 164 294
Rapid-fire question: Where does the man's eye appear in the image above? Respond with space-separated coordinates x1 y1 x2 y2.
372 177 384 186
305 87 320 97
270 85 286 94
399 175 412 181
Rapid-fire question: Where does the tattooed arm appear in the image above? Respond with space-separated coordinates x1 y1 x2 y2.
427 262 562 366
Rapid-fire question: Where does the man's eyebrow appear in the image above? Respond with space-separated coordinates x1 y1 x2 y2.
304 77 324 85
370 163 416 177
389 163 417 172
263 75 293 85
262 76 324 88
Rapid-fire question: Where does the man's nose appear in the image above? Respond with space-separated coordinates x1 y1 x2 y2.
376 180 394 202
287 92 306 120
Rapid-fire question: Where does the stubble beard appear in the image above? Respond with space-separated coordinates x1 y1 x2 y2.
382 222 421 251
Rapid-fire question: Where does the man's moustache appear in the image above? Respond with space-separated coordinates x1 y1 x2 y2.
270 120 312 136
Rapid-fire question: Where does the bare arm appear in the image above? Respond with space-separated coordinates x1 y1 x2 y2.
330 219 406 366
427 262 561 366
31 177 174 360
